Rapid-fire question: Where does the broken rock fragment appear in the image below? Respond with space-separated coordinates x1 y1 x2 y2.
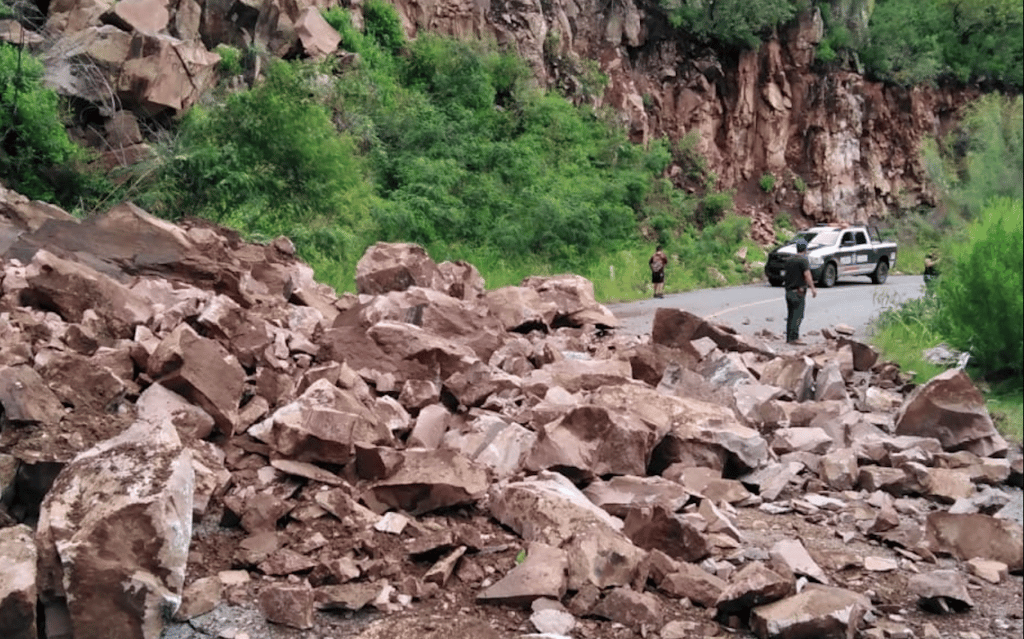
909 570 974 613
477 542 567 606
925 512 1023 572
715 561 794 616
750 584 870 639
0 524 37 639
259 580 315 629
527 405 658 480
371 448 488 515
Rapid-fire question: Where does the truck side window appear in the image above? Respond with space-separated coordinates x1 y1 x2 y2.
855 232 867 245
841 232 854 246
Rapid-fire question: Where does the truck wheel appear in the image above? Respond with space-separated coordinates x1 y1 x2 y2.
820 263 837 288
768 277 784 287
872 259 889 284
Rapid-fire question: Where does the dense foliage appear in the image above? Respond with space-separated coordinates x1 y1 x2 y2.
120 4 756 296
933 198 1023 378
0 43 82 202
664 0 796 50
874 95 1023 388
859 0 1024 88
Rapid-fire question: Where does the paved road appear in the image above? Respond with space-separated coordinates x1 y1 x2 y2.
608 274 927 340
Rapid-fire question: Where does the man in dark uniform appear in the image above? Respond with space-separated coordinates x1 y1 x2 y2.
784 239 817 344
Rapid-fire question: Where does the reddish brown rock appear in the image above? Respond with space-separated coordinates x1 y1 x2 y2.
484 285 558 331
622 505 710 562
715 561 794 615
582 475 693 518
750 584 870 639
909 570 974 613
592 587 664 628
295 6 340 58
477 542 567 606
103 0 170 33
925 512 1023 573
527 405 658 480
659 563 727 608
24 249 152 338
0 524 37 639
371 448 489 515
895 369 1008 457
0 364 66 425
135 382 215 441
258 581 315 629
520 273 619 328
355 242 446 295
488 472 644 589
147 323 245 434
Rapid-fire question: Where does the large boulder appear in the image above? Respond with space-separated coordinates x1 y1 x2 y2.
488 471 645 589
526 405 659 480
146 323 246 435
355 242 446 295
895 369 1008 457
519 274 619 328
35 419 193 639
24 249 151 339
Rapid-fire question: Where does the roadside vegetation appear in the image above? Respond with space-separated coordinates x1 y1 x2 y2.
870 95 1023 440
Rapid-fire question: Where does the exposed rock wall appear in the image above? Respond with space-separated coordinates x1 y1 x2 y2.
8 0 978 225
380 0 975 223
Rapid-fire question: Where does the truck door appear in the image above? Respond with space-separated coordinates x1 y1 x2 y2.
854 230 873 274
836 231 858 277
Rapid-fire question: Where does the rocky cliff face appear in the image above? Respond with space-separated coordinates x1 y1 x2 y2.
3 0 976 226
382 0 974 224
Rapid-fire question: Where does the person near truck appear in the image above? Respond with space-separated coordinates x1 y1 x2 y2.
784 239 817 344
649 245 668 298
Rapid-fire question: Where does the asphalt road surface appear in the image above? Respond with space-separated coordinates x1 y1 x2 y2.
608 274 927 341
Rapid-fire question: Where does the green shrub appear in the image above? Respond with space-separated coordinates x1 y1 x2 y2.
666 0 796 50
759 173 775 192
934 197 1023 379
363 0 405 55
700 191 734 225
136 59 374 232
0 43 83 202
792 174 807 194
214 44 243 77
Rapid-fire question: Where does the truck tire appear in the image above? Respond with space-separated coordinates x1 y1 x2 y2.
820 262 837 288
872 259 889 284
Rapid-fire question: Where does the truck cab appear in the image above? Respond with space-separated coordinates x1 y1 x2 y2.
764 225 898 288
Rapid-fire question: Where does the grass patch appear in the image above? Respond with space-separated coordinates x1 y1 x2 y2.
985 386 1024 444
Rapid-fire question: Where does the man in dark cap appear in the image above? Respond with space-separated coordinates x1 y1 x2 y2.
784 239 817 344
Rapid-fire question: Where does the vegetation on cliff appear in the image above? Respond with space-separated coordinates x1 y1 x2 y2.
107 2 762 299
662 0 1023 90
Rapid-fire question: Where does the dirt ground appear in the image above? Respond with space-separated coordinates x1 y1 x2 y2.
162 494 1024 639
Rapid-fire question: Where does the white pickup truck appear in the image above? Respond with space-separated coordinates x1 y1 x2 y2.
764 225 898 287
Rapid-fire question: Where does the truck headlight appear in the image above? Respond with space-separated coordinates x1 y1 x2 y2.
808 255 823 267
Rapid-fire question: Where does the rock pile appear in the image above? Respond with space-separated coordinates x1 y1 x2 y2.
1 185 1022 639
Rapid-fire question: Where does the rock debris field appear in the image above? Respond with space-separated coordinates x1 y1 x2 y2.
1 186 1022 639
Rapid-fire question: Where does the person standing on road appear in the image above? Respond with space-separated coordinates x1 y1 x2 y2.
649 245 668 298
784 239 817 344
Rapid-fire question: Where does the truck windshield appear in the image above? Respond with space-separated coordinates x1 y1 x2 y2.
795 230 840 246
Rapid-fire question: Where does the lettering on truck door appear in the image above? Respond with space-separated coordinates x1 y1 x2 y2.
838 231 858 274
